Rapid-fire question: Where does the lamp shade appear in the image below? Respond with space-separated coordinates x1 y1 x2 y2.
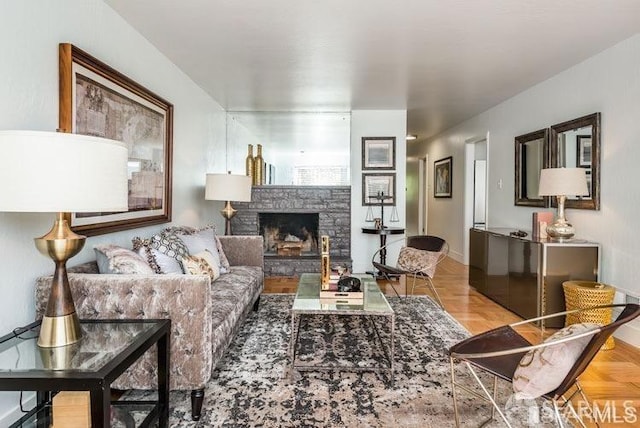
205 173 252 202
538 168 589 197
0 130 128 213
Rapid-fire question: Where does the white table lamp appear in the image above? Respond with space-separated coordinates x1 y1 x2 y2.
0 131 128 347
538 168 589 240
205 172 252 235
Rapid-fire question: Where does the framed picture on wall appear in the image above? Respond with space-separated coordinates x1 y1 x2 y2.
58 43 174 236
362 137 396 170
362 173 396 205
434 156 453 198
576 135 592 167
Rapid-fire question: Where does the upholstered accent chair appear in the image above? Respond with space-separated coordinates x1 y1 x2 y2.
449 304 640 427
371 234 448 307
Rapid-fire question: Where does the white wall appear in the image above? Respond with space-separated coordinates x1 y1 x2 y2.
0 0 227 420
350 110 407 273
409 34 640 345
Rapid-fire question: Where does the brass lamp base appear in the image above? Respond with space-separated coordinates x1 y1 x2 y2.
35 213 85 348
221 201 237 236
38 313 82 348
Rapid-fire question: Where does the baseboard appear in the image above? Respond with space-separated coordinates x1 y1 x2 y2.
448 249 464 264
0 392 36 426
614 318 640 348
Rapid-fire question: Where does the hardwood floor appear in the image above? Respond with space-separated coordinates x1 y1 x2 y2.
264 257 640 427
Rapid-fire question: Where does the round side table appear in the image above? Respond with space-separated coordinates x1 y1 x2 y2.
563 280 615 350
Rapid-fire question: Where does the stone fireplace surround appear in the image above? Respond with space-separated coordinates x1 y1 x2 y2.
232 186 351 277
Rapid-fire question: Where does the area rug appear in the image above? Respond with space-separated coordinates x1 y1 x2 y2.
123 294 558 427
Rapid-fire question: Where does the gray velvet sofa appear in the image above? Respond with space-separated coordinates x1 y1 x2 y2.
35 235 264 421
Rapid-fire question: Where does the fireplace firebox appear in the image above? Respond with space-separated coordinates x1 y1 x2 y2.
259 213 319 257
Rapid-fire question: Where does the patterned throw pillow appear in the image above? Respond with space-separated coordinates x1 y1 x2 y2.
94 245 154 275
396 246 440 277
150 232 190 261
512 322 601 399
132 237 183 274
182 250 220 282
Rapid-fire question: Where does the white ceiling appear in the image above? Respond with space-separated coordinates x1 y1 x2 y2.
104 0 640 141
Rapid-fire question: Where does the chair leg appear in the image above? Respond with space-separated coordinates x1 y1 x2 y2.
449 357 461 428
553 400 566 428
465 362 513 428
191 388 205 421
425 277 445 309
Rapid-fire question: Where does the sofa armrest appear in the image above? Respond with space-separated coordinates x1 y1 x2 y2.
35 273 213 391
218 235 264 268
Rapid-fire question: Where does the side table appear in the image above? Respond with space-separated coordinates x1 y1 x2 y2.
563 280 615 350
0 319 170 427
362 226 405 266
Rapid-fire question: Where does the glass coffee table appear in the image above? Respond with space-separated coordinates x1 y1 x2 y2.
289 273 395 383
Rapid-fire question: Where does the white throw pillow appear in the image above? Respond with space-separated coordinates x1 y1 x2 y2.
94 245 154 275
512 322 601 399
176 229 224 273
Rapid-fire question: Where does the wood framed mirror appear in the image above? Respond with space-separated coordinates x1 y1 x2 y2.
550 113 600 210
515 128 549 207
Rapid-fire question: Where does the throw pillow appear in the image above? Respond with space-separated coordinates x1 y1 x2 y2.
133 237 184 274
94 245 154 275
396 246 440 277
182 250 220 282
150 232 190 261
176 228 222 266
512 322 601 399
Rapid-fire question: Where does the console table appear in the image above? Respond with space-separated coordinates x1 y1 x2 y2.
0 319 170 427
469 227 600 328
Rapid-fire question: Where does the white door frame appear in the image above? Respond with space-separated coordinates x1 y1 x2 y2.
418 154 429 235
463 133 489 264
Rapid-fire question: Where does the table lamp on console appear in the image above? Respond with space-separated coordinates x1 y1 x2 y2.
538 167 589 240
0 130 128 348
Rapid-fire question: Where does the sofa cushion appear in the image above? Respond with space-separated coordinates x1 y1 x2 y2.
94 245 154 275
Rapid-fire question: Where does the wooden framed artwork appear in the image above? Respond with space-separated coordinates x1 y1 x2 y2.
362 137 395 170
434 156 452 198
59 43 173 236
362 173 396 206
576 135 592 167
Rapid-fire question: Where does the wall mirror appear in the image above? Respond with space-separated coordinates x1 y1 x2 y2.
550 112 600 210
226 112 351 185
515 128 549 207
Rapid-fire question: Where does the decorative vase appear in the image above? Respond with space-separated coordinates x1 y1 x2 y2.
253 144 265 185
245 144 254 181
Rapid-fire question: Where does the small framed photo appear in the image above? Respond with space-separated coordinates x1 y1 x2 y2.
576 135 592 167
434 156 452 198
362 173 396 206
362 137 395 170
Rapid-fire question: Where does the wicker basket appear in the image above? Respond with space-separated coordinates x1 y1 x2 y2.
563 281 615 350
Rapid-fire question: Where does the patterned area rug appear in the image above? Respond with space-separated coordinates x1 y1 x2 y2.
122 294 558 427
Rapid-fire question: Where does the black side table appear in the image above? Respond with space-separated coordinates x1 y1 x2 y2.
362 226 405 266
0 319 170 427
